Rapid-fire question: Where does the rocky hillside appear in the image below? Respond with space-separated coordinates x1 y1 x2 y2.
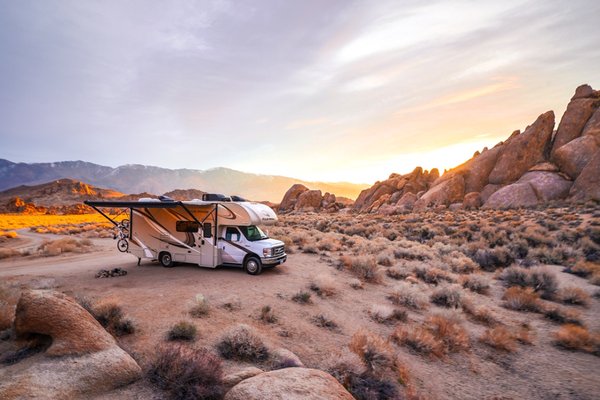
353 84 600 213
0 161 368 203
279 184 354 213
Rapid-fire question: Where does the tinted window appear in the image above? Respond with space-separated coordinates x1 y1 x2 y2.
176 221 200 232
203 223 212 238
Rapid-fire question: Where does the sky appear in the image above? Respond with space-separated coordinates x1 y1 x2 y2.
1 0 599 184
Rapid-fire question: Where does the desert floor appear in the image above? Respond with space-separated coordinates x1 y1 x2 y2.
1 207 600 400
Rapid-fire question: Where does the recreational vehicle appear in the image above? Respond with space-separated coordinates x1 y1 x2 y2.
84 195 286 275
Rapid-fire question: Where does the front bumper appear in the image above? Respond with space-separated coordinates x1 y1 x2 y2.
262 254 287 266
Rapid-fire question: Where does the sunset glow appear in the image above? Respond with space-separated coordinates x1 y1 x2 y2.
1 0 598 184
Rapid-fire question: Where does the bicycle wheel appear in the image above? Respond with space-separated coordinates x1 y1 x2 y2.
117 239 129 252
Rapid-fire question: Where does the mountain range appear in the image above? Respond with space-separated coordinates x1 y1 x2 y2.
0 159 368 202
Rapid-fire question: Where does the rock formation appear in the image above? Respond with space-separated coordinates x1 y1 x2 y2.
0 290 141 399
349 84 600 212
279 184 351 213
224 367 354 400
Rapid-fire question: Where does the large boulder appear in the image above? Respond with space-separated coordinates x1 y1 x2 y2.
0 290 141 399
463 192 482 209
483 183 539 209
553 135 600 179
582 107 600 140
569 150 600 201
488 111 555 184
517 171 572 202
224 368 354 400
551 85 599 156
480 184 503 203
396 192 418 210
413 174 465 210
295 190 323 211
279 184 309 212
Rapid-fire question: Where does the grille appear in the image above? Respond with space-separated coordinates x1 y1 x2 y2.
273 245 285 257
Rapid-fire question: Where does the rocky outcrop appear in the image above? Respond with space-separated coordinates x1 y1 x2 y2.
488 111 555 184
0 290 141 399
224 368 354 400
551 84 599 156
352 83 600 212
570 150 600 201
279 185 351 213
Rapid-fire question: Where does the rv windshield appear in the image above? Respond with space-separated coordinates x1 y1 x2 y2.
239 225 268 241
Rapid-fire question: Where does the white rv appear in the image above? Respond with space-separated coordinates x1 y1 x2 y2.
85 195 286 275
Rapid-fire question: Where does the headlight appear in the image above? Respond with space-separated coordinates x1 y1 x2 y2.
263 248 273 257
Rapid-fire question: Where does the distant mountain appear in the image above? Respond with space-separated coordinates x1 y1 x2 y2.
0 160 369 202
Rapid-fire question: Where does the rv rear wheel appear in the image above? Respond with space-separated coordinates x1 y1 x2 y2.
159 252 174 268
244 256 262 275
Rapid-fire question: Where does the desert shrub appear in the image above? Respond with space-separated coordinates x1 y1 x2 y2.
565 261 600 278
580 237 600 262
391 325 441 357
220 295 241 311
259 305 277 323
543 305 583 325
430 285 462 308
528 267 559 299
340 255 383 283
147 344 224 400
310 274 338 297
472 247 513 271
426 314 469 354
349 329 394 374
0 248 21 259
302 244 319 254
349 278 363 289
311 314 339 331
500 266 530 288
508 238 529 259
414 266 454 285
387 283 428 309
502 287 541 312
189 294 210 318
461 274 490 294
386 266 409 280
323 350 366 384
346 374 400 400
558 287 591 307
369 304 406 324
291 290 312 304
92 302 135 337
376 251 394 267
554 324 600 355
461 299 498 326
479 327 517 352
37 237 94 256
167 321 197 341
217 324 269 362
445 251 478 274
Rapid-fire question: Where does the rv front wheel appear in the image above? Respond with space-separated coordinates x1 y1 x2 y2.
244 256 262 275
159 252 174 268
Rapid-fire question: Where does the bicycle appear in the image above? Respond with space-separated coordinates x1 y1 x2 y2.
114 219 130 252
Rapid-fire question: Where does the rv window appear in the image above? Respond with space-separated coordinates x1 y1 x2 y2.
225 227 240 241
203 223 212 238
176 221 200 233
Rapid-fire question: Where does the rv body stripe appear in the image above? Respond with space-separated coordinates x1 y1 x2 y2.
219 238 253 255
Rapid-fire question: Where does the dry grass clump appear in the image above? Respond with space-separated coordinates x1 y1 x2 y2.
558 287 591 307
387 283 428 310
430 285 462 308
0 231 18 240
369 304 407 324
502 287 542 312
349 329 394 374
189 293 210 318
0 248 21 259
542 304 583 325
461 299 499 326
376 251 394 267
37 237 94 256
554 324 600 355
340 255 383 283
311 314 339 331
479 326 518 352
386 266 409 280
565 260 600 278
216 324 269 362
445 251 478 274
167 321 197 341
309 273 339 297
414 265 454 285
323 350 366 384
220 295 241 311
349 278 364 290
91 301 135 337
501 266 559 299
472 247 513 271
391 325 441 357
426 314 470 354
147 344 224 400
461 274 490 294
291 290 312 304
259 305 277 324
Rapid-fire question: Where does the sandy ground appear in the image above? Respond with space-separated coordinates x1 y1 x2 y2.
1 229 599 400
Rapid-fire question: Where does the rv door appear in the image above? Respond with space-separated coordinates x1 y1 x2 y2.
199 222 216 267
220 226 247 265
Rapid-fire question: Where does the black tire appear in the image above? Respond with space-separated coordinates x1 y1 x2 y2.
159 252 174 268
244 255 262 275
117 239 128 252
